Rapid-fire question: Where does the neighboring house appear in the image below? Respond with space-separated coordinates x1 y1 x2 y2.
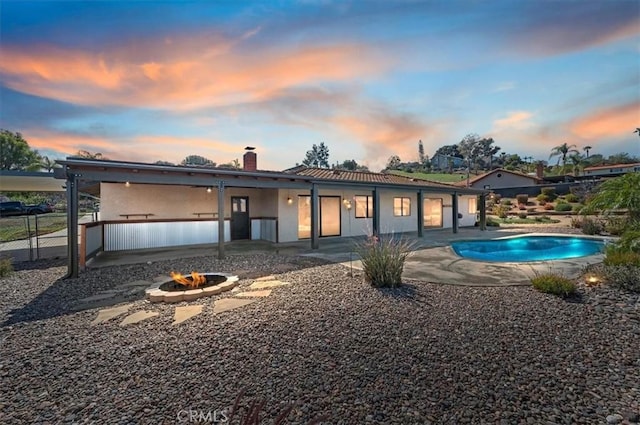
54 152 488 277
431 154 465 171
454 168 541 190
582 163 640 178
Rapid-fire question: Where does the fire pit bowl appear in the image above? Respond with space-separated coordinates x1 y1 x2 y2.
145 272 239 303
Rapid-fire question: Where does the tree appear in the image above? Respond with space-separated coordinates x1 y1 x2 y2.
478 137 500 170
607 152 637 165
583 145 592 158
218 159 241 170
433 144 462 158
181 155 216 167
386 155 402 170
0 129 40 170
302 142 330 168
549 143 579 169
73 150 106 160
39 155 58 172
634 128 640 138
582 173 640 221
567 153 585 176
154 160 175 166
458 133 484 173
418 140 425 164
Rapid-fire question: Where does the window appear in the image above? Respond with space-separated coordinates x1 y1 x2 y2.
393 197 411 216
355 196 373 218
468 197 477 214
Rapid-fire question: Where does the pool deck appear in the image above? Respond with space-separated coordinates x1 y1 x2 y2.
87 227 610 287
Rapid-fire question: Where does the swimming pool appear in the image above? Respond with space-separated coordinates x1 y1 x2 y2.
451 235 605 262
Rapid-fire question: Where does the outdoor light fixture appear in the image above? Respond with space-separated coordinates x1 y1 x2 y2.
585 274 600 286
125 181 130 187
287 197 293 205
207 187 212 193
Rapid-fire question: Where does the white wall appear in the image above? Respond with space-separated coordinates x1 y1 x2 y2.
471 172 535 189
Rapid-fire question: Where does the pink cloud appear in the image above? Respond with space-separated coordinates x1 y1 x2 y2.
0 33 385 110
569 102 640 140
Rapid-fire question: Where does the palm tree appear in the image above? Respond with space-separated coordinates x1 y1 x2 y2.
568 153 584 176
583 145 592 158
549 143 579 172
582 172 640 221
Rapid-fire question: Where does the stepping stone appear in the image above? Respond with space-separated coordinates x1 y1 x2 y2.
235 290 272 298
213 298 257 314
255 275 276 281
173 305 203 325
79 292 117 303
91 304 133 325
120 310 159 326
249 280 290 290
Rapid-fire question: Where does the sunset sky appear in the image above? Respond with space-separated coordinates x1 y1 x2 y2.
1 1 639 171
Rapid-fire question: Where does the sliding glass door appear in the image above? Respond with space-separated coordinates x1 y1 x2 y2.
298 196 342 238
424 198 443 228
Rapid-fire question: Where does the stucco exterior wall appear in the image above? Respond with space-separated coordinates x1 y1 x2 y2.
100 183 276 220
470 172 536 189
100 183 478 244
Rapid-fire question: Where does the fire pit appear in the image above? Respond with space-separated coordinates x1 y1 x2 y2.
145 271 239 303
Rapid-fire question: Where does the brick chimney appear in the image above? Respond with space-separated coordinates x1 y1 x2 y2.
536 162 544 180
243 147 257 171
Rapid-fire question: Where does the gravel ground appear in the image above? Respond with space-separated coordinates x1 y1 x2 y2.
1 253 639 424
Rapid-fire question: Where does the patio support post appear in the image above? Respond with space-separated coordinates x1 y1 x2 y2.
311 183 319 249
65 171 79 278
372 187 380 236
417 191 424 237
451 192 459 234
217 181 225 259
479 194 487 231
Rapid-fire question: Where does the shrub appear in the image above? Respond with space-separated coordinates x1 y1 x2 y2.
531 272 577 298
538 199 547 206
518 212 527 219
355 235 414 288
518 203 526 210
565 193 580 203
544 203 555 210
527 207 536 213
0 258 13 278
570 217 582 228
502 199 512 206
541 215 550 221
516 194 529 205
540 187 558 201
537 194 550 203
604 250 640 267
492 193 502 203
609 229 640 253
486 217 501 227
554 203 572 212
493 204 509 219
580 218 602 235
605 216 628 236
572 204 583 213
602 265 640 292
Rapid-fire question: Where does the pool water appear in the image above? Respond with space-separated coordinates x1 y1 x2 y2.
451 236 605 262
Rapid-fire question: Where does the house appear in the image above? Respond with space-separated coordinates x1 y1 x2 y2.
430 154 465 171
454 168 541 190
582 163 640 178
54 151 488 277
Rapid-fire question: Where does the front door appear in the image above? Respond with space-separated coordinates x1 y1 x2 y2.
424 198 443 228
231 197 250 240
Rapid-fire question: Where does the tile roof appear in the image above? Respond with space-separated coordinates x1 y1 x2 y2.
453 168 540 186
583 162 640 171
288 167 460 189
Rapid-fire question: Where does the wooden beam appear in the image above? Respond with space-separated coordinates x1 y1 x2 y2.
217 182 225 259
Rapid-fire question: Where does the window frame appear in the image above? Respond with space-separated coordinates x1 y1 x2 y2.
354 195 373 218
393 197 411 217
468 196 478 214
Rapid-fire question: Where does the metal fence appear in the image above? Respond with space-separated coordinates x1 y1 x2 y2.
0 213 81 261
